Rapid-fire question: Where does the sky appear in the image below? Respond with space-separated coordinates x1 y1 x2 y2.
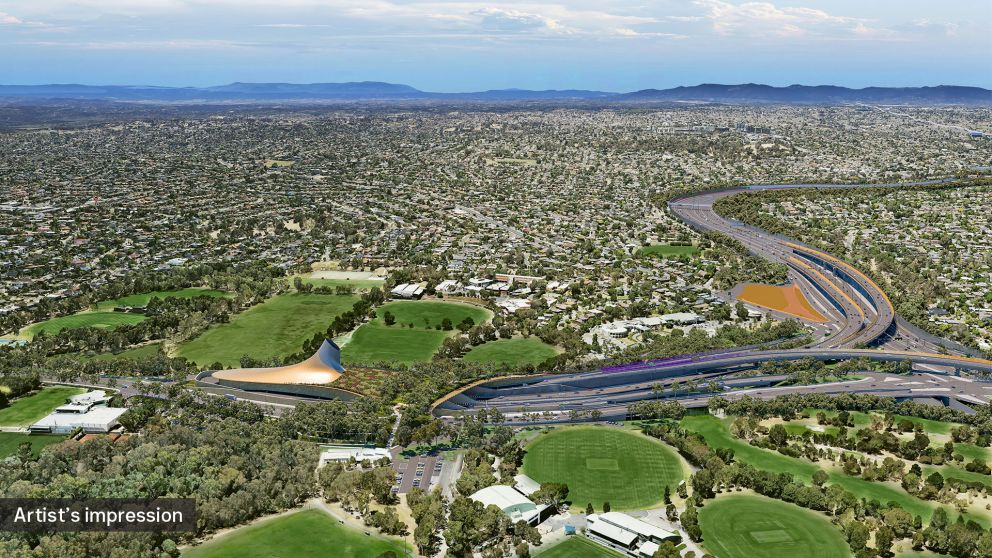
0 0 989 91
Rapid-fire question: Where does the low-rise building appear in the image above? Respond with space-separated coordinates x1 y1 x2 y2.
586 512 681 556
319 446 391 464
30 390 126 434
469 484 553 526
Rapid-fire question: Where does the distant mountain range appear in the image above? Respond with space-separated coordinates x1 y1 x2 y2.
0 82 989 105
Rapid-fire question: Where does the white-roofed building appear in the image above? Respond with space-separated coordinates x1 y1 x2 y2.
435 279 463 295
586 512 680 554
390 283 425 299
587 514 639 548
470 485 552 526
30 406 127 434
660 312 704 325
29 389 125 434
513 474 542 496
637 541 660 557
320 446 390 464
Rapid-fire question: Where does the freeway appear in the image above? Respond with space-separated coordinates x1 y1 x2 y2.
433 181 992 422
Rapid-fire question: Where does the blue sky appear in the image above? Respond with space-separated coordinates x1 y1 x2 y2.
0 0 989 91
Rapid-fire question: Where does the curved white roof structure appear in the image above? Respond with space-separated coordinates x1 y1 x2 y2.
212 339 346 385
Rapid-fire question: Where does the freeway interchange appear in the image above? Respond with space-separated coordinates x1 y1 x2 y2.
434 182 992 422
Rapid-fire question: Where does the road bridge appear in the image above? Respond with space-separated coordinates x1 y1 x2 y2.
433 181 992 422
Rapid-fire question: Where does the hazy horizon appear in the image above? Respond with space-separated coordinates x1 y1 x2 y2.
0 0 989 91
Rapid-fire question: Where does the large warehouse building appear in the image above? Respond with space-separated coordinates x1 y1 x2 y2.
198 339 358 400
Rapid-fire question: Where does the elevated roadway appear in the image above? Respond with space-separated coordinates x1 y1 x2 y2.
434 181 992 422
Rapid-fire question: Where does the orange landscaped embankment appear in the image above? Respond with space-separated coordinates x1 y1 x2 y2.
738 283 828 323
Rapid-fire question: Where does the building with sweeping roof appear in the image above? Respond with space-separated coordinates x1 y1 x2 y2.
198 339 358 400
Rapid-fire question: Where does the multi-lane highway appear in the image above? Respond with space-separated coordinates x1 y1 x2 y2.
433 181 992 422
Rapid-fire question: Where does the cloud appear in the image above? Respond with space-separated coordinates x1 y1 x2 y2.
895 19 959 36
693 0 869 38
1 11 24 24
471 7 558 33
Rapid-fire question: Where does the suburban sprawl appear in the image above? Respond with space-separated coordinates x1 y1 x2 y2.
0 96 991 558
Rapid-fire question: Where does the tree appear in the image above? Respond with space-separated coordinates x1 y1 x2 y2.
768 424 788 447
845 521 870 552
812 469 829 487
586 503 594 515
603 501 611 513
383 311 396 326
653 541 681 558
735 301 748 320
692 469 715 499
458 316 475 333
681 505 702 542
875 526 893 557
975 532 992 558
882 508 914 538
531 483 569 514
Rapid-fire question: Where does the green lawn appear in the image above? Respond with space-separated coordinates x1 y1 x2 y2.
681 415 968 524
698 494 850 558
0 387 87 427
536 536 624 558
637 244 699 258
91 343 163 362
93 288 229 311
952 443 992 461
0 432 69 458
522 426 685 511
463 337 559 367
183 509 411 558
178 293 359 368
21 289 230 339
341 301 491 365
22 312 146 339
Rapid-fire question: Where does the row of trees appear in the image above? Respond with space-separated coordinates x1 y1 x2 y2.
648 420 992 558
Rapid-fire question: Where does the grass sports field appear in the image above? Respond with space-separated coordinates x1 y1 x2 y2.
22 312 146 339
183 509 411 558
681 415 974 524
698 494 850 558
463 337 559 367
342 301 491 365
536 536 625 558
178 292 359 367
20 289 229 339
0 433 68 458
522 426 685 511
637 243 699 258
0 387 86 427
